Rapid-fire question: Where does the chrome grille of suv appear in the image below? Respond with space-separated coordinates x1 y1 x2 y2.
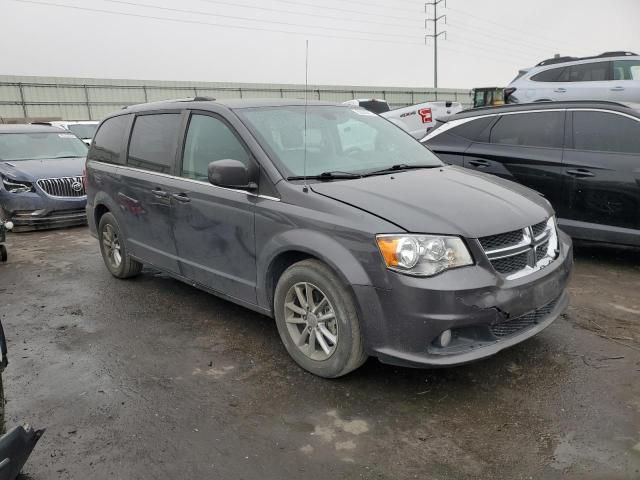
490 297 559 338
37 176 86 198
478 218 557 278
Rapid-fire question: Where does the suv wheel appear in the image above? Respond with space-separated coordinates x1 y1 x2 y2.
274 259 367 378
98 213 142 279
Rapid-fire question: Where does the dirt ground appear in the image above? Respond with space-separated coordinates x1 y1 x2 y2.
1 227 639 479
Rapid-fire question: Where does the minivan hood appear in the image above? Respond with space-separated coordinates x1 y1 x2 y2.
0 157 85 182
310 166 552 238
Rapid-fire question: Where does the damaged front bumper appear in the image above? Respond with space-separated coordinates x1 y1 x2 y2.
355 230 574 368
1 191 87 231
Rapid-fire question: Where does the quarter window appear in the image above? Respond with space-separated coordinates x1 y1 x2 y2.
613 60 640 80
531 67 565 82
128 114 181 173
181 114 250 180
489 112 563 148
449 116 494 141
89 115 130 164
572 111 640 154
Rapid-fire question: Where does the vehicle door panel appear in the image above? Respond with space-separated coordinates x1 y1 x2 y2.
561 110 640 231
609 59 640 103
117 112 183 273
172 111 257 304
463 111 566 210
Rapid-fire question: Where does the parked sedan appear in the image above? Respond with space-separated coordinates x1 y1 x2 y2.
422 101 640 246
0 125 88 231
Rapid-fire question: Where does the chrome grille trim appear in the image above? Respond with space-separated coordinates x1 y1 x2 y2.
478 218 559 279
36 176 86 198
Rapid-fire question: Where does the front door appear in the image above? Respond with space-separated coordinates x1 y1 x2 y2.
117 112 183 273
463 111 566 210
171 112 257 304
562 110 640 231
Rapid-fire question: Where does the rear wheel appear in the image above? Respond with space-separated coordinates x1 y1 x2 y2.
98 213 142 278
274 259 367 378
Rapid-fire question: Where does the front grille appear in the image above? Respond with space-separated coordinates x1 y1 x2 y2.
535 241 549 262
478 217 556 277
36 176 86 197
478 229 523 251
490 298 558 338
491 251 529 274
532 220 547 237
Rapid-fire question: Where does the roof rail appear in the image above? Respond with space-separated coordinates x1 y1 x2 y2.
460 99 632 114
536 51 638 67
121 97 217 110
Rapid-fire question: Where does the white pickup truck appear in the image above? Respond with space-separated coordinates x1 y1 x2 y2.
343 98 463 139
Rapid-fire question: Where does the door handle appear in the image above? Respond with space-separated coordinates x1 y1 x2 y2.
566 168 595 178
151 188 169 198
171 192 191 203
554 88 566 93
468 159 490 168
610 86 625 91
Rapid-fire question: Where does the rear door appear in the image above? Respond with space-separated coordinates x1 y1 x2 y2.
554 61 612 101
171 111 258 304
562 109 640 232
463 110 566 209
117 111 183 273
425 115 495 166
609 59 640 102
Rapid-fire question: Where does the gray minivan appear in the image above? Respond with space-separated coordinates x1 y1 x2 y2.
85 98 573 377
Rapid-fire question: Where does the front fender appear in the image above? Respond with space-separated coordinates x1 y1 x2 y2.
256 228 376 311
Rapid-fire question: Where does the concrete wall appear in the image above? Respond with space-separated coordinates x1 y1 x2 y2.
0 75 471 122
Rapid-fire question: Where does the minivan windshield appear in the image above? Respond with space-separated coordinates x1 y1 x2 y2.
0 132 88 161
237 106 443 178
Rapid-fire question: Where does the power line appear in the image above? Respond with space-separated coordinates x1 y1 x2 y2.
446 20 568 56
424 0 447 88
253 0 420 23
107 0 420 39
11 0 426 45
193 0 423 30
446 35 545 64
445 5 586 51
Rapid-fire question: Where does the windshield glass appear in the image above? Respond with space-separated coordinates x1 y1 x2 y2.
236 106 442 177
67 124 98 139
0 132 88 161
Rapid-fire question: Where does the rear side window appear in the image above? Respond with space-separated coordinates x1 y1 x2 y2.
128 114 181 173
613 60 640 80
448 116 494 141
558 61 610 82
89 115 129 164
489 112 563 148
572 111 640 154
181 114 251 180
531 67 565 82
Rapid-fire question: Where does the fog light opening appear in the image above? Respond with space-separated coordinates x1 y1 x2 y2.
438 329 452 348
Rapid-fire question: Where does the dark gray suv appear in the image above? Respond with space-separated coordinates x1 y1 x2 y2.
86 98 573 377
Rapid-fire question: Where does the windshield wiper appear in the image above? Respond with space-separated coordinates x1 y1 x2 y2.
363 163 441 176
287 171 363 181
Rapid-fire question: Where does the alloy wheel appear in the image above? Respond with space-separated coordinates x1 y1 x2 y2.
102 224 122 269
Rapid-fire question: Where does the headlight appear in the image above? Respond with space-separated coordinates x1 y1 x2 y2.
376 234 473 276
1 177 34 193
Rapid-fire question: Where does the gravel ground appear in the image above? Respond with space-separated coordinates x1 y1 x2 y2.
1 227 639 479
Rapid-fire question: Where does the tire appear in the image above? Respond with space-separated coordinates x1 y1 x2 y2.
98 212 142 279
274 259 367 378
0 245 6 262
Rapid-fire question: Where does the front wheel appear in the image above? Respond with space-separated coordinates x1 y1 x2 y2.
274 259 367 378
98 212 142 279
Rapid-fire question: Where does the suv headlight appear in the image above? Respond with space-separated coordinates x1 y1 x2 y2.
376 234 473 277
1 177 34 193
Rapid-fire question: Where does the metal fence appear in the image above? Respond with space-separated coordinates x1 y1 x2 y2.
0 75 471 122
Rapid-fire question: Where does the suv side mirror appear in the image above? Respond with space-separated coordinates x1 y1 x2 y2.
208 159 257 190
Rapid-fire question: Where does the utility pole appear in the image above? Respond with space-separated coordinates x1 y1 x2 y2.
425 0 447 88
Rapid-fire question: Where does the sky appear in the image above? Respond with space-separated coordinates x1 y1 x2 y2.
1 0 639 89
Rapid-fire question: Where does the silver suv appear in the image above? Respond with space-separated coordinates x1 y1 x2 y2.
506 51 640 104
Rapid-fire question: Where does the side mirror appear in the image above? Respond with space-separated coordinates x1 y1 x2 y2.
208 159 257 190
